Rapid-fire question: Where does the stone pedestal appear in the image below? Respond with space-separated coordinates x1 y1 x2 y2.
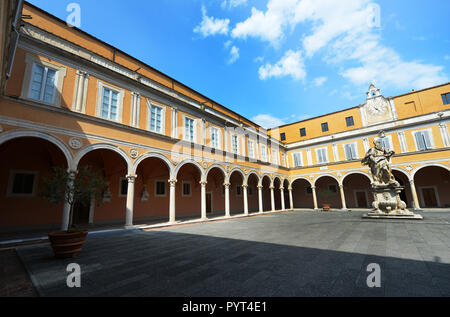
363 183 423 220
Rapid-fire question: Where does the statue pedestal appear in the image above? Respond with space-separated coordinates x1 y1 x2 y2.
363 183 423 220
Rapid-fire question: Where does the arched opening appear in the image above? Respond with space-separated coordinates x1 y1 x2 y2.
315 176 341 209
291 178 313 208
273 177 282 210
76 148 128 225
134 156 171 224
342 173 372 208
247 173 259 213
261 175 271 211
0 137 69 230
414 166 450 208
175 162 203 220
392 170 412 208
206 166 226 219
229 169 244 216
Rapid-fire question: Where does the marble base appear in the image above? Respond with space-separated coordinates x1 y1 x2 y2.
363 212 423 220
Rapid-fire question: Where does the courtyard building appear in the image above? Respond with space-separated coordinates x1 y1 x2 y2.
0 2 449 233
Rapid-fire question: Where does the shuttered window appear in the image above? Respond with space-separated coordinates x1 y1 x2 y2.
414 130 433 151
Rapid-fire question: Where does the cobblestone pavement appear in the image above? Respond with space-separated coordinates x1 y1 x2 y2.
13 210 450 297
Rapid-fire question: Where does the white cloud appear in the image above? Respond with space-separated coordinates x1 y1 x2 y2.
193 5 230 37
221 0 248 9
228 46 240 64
313 76 327 86
259 50 305 80
251 114 287 128
231 0 448 89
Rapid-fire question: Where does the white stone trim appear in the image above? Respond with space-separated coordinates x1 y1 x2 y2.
96 80 125 123
411 128 435 151
146 99 166 135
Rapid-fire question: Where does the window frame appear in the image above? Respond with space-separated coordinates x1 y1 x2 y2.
231 134 239 155
155 180 167 197
280 133 286 141
441 92 450 105
260 144 267 161
182 181 192 197
292 152 303 167
147 101 166 135
210 125 221 150
248 139 255 159
343 142 359 160
321 122 329 132
6 170 39 197
412 129 435 151
299 128 306 137
182 115 197 143
96 81 125 123
345 116 354 127
315 147 329 164
374 135 394 151
21 53 67 107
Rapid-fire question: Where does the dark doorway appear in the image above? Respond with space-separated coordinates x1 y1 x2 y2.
422 187 438 207
72 200 90 225
355 191 368 208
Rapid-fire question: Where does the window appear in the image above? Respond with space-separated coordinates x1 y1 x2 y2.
292 153 303 167
260 144 267 161
182 181 191 197
119 178 128 196
28 63 58 104
211 126 220 149
280 133 286 141
236 185 242 196
281 153 286 167
184 117 195 142
441 93 450 105
272 150 278 165
414 130 433 151
155 181 166 196
101 86 120 121
306 186 312 194
345 116 354 127
248 140 255 158
316 148 328 164
299 128 306 137
343 143 358 160
329 185 337 193
231 135 239 155
7 171 38 196
321 122 329 132
149 104 163 133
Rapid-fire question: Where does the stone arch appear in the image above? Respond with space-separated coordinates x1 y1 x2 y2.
0 129 73 169
205 164 227 181
73 143 132 174
245 170 260 185
411 163 450 179
314 173 340 186
291 176 313 187
342 171 373 184
132 152 173 176
172 159 204 180
226 167 246 184
259 174 272 186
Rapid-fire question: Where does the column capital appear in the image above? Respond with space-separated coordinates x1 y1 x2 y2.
257 185 263 189
223 182 231 188
168 178 177 186
279 186 284 190
311 186 316 190
126 174 137 183
269 185 275 189
339 184 344 188
200 180 207 186
242 184 248 188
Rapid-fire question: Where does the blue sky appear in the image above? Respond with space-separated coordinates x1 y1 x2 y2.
28 0 450 128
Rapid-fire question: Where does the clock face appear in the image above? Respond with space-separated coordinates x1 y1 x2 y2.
367 98 387 116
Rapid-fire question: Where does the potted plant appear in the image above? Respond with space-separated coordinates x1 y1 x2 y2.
317 187 336 211
40 165 108 258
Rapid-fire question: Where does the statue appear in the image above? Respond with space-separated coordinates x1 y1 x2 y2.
362 140 398 186
361 136 422 219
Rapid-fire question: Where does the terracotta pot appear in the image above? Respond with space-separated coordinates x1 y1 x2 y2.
322 204 331 211
48 230 88 258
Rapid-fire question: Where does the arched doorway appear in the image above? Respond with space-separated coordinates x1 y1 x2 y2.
315 175 341 209
247 173 260 213
0 136 69 229
229 169 245 216
273 177 282 210
342 173 373 208
291 178 313 208
392 169 412 208
134 155 171 224
205 166 226 219
175 161 203 220
414 165 450 208
261 175 271 211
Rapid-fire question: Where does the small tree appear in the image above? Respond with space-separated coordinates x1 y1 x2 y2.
40 165 109 231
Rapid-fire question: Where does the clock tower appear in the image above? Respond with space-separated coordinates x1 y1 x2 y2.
360 84 397 126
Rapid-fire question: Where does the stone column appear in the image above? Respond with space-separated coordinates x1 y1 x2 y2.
61 170 77 230
224 182 231 217
270 185 275 212
311 186 318 210
288 186 294 210
242 184 249 215
169 179 177 223
125 174 137 228
339 184 347 210
200 180 207 220
409 179 421 210
280 186 285 210
257 184 263 213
